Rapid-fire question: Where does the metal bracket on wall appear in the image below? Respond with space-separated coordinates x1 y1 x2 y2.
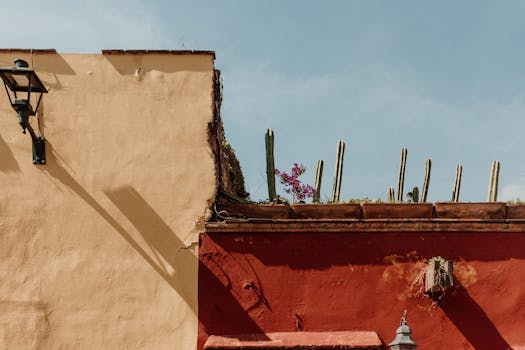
25 123 45 164
32 136 45 164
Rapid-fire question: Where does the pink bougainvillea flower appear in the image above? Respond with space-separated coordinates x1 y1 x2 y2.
274 163 315 203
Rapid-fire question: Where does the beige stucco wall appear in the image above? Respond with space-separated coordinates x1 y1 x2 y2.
0 52 216 349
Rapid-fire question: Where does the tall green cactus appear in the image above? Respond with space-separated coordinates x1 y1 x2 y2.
488 160 500 202
452 164 462 202
313 160 324 203
331 140 345 203
396 147 407 202
412 186 419 203
387 187 395 203
421 159 431 202
265 129 276 202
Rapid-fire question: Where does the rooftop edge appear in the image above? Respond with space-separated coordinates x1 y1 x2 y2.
211 202 525 227
0 48 216 59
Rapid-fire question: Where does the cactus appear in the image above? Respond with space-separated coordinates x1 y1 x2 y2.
331 140 345 203
421 159 431 202
452 164 462 202
412 186 419 203
265 129 276 202
488 160 500 202
313 160 324 203
387 187 395 203
396 147 407 202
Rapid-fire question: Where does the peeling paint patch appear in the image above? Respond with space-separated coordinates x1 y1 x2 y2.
348 264 368 272
180 241 199 250
454 261 478 287
382 263 404 282
383 250 421 264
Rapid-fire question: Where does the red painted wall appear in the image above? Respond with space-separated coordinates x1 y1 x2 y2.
199 230 525 349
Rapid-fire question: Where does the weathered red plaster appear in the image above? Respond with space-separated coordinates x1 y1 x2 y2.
199 215 525 350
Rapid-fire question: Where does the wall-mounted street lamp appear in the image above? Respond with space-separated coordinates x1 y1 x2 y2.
389 310 417 350
425 256 454 300
0 59 47 164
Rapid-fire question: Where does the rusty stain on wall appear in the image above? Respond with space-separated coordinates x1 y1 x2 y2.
454 261 478 288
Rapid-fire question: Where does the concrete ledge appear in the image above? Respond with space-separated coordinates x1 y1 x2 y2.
217 202 525 222
206 220 525 233
204 331 382 349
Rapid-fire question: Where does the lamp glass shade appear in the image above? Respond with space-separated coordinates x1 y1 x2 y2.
0 68 47 93
12 74 29 87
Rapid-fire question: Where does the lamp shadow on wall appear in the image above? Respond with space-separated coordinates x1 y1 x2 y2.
104 186 198 308
105 187 269 343
40 144 265 338
440 280 512 349
0 134 20 173
199 236 271 349
39 144 195 311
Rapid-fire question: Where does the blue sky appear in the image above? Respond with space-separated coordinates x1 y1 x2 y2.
3 1 525 202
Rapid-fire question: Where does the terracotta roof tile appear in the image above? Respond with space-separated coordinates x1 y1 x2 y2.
0 48 56 53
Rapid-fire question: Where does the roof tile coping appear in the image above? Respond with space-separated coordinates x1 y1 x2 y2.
0 48 56 53
102 49 216 59
217 202 525 221
0 48 216 59
204 331 382 349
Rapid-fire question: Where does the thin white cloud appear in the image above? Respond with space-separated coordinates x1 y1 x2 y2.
222 61 525 202
501 183 525 202
0 1 173 52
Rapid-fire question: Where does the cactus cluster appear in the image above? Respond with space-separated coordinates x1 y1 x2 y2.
389 149 433 203
264 130 504 204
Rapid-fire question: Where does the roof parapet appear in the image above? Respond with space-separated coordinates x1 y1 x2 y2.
101 49 215 59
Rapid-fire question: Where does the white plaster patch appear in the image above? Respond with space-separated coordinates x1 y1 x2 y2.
149 70 164 80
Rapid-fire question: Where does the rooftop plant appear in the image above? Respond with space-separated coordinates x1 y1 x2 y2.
275 163 315 203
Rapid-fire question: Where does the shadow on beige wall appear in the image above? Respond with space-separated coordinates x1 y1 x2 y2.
39 142 196 311
0 134 20 173
103 54 213 75
34 54 75 76
0 52 75 75
104 185 197 311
